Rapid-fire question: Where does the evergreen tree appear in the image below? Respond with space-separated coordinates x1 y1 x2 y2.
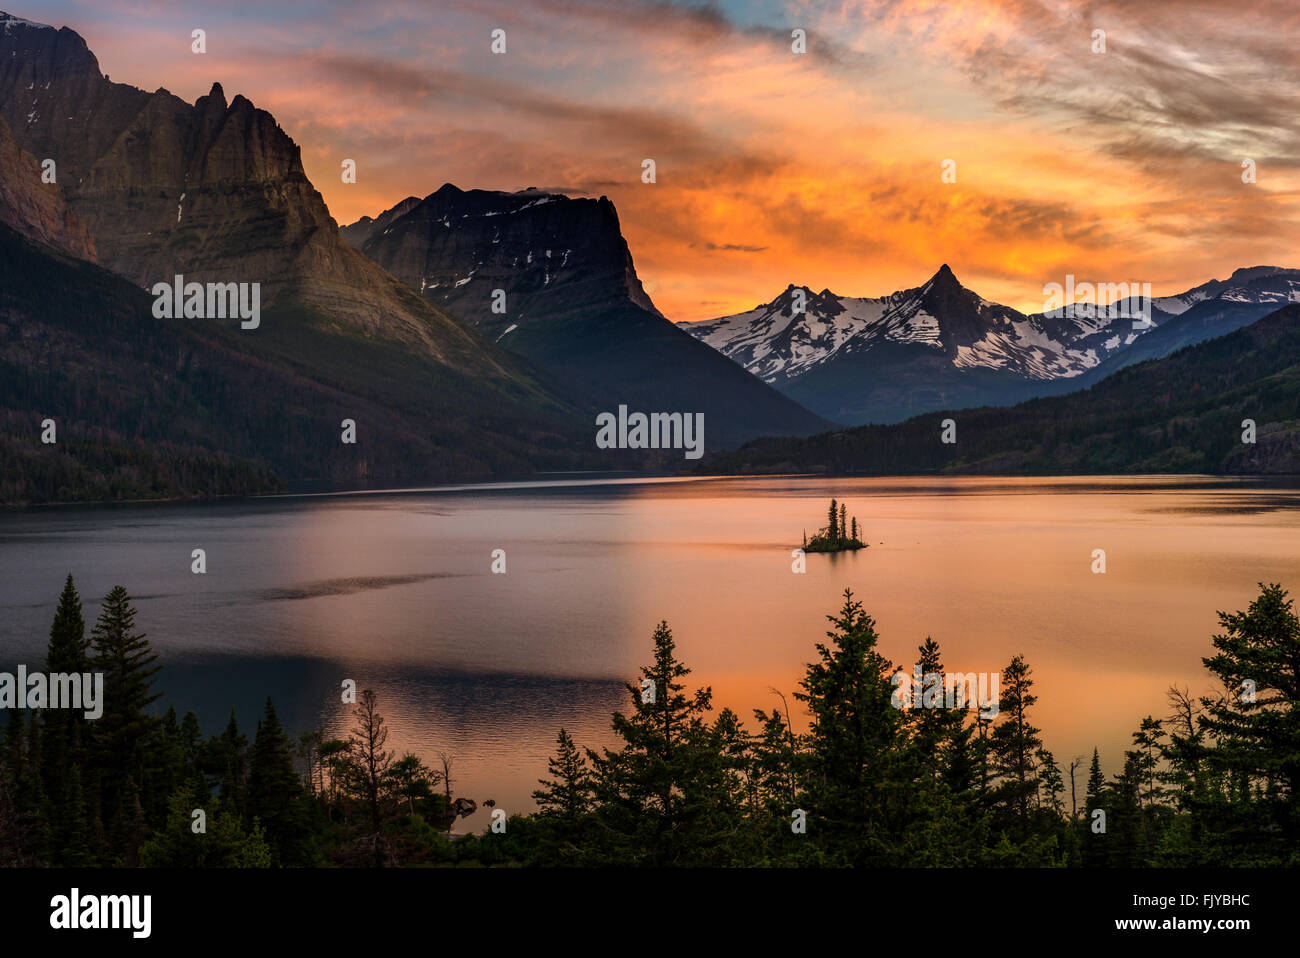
40 574 92 865
346 689 393 866
1036 747 1065 815
534 729 593 820
793 589 905 865
247 698 312 865
46 574 89 673
88 585 161 858
988 655 1042 836
1085 748 1106 810
1130 716 1167 809
209 710 248 817
588 621 732 865
907 637 968 783
383 753 441 815
1081 747 1108 866
827 499 838 540
531 729 594 865
839 503 848 541
0 710 44 865
1195 583 1300 864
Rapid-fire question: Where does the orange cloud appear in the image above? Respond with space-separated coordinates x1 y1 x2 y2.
36 0 1300 321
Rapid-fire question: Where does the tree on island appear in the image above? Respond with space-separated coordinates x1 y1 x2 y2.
805 500 866 552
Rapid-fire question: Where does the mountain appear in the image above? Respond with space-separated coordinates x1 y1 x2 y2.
684 265 1149 424
1067 267 1300 388
339 195 421 250
701 304 1300 477
0 10 649 497
0 11 570 368
0 113 95 259
682 265 1300 425
343 186 830 445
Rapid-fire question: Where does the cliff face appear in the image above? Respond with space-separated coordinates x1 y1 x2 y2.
345 185 830 445
0 114 96 259
0 14 326 289
346 185 663 341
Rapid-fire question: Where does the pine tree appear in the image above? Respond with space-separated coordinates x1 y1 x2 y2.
383 753 440 816
839 503 848 541
588 621 731 865
346 689 392 866
1130 716 1167 809
850 517 858 542
793 589 904 864
1195 583 1300 863
138 782 271 867
247 698 312 865
41 575 92 865
827 499 838 541
1085 748 1106 810
1081 747 1108 866
988 655 1042 836
88 585 161 858
534 729 593 819
210 710 248 817
1036 746 1065 814
906 637 970 784
56 761 91 866
46 574 89 674
531 729 594 865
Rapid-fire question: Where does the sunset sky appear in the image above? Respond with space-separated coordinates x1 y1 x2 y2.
28 0 1300 321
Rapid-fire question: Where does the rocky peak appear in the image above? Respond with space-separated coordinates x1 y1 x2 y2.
344 184 664 338
0 14 332 294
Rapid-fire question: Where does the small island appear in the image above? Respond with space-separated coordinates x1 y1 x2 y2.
802 498 867 552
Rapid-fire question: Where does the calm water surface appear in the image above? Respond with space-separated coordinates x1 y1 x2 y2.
2 475 1297 829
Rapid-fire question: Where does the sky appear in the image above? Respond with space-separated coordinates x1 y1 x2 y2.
24 0 1300 321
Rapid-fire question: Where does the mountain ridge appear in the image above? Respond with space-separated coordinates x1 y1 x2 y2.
682 264 1300 425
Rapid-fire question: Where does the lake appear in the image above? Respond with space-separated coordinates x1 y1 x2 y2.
2 474 1297 829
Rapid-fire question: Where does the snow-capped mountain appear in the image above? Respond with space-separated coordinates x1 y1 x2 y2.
681 264 1300 424
684 285 904 385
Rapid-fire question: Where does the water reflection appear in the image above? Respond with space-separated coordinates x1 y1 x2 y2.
1 474 1298 831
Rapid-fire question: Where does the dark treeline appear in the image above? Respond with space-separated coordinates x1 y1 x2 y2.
0 575 484 867
1 576 1297 867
